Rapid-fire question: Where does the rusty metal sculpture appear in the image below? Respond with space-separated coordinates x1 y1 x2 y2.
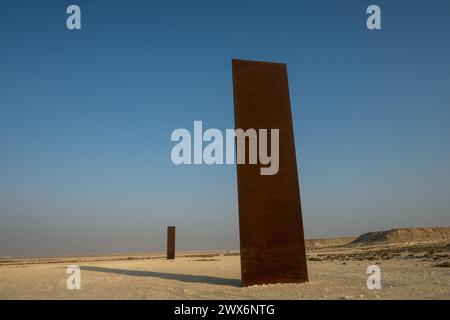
232 59 308 286
167 226 175 260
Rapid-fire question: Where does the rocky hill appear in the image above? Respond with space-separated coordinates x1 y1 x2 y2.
350 227 450 246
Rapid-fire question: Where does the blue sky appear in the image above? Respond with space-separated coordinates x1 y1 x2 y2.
1 0 449 256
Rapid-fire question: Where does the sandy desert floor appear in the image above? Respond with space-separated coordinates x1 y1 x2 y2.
1 242 449 299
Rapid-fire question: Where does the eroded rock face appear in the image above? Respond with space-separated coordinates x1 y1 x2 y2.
350 227 450 246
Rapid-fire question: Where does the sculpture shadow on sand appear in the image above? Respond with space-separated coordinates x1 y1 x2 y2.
80 266 241 287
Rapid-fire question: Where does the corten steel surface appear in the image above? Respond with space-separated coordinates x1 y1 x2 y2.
232 59 308 286
167 226 175 260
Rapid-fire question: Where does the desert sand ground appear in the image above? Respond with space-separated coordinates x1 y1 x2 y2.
1 238 449 300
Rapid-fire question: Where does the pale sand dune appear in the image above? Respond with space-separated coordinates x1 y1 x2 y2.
1 249 449 299
306 237 355 248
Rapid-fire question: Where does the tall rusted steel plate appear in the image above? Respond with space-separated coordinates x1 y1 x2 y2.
232 59 308 286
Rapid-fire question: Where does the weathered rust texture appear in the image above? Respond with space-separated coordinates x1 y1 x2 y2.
232 59 308 286
167 226 175 260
